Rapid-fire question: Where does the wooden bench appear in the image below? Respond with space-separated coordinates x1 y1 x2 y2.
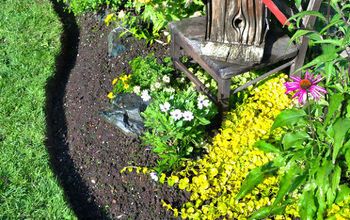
169 0 322 112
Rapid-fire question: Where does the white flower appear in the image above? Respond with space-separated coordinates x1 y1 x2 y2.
160 102 171 112
154 82 162 89
164 88 175 93
170 109 183 121
150 172 158 182
118 10 126 19
197 95 210 109
162 75 170 83
182 111 194 121
133 86 141 95
141 90 151 102
198 95 206 101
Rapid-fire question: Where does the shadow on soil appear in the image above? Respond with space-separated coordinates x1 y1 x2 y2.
45 1 108 219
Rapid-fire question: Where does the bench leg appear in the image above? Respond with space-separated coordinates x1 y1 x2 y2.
217 79 231 112
170 33 181 63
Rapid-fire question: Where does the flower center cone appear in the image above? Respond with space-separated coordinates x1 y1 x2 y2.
300 79 312 90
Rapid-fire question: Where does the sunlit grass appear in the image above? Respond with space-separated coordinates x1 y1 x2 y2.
0 0 75 218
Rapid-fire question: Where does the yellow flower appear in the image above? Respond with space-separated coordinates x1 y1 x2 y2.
123 83 130 90
120 74 131 82
112 77 118 85
107 92 115 99
160 74 297 219
104 13 115 26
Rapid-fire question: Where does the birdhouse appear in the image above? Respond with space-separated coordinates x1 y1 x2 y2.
202 0 269 64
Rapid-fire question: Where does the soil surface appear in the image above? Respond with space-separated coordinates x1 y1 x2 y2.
46 4 187 219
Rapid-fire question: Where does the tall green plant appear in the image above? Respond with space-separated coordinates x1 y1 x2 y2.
237 1 350 219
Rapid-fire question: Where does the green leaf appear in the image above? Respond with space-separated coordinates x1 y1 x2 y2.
271 109 307 130
332 118 350 163
316 160 333 219
325 93 345 126
236 162 278 200
273 161 303 206
300 189 317 220
197 117 210 125
248 203 288 220
282 131 309 150
346 102 350 118
290 30 319 44
254 141 280 153
345 148 350 172
335 185 350 204
327 165 341 206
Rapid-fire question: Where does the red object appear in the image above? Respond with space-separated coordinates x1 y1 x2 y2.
262 0 291 26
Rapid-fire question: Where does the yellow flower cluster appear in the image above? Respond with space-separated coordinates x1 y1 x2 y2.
108 74 131 99
162 74 298 219
327 197 350 220
104 13 116 26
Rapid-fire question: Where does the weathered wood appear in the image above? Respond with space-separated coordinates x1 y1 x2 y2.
206 0 266 45
204 0 267 64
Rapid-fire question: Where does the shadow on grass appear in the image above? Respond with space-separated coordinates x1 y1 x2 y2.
45 1 108 219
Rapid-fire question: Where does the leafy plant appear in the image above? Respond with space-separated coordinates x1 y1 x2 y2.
237 1 350 218
288 0 350 85
109 55 217 172
106 0 205 43
239 87 350 220
60 0 123 14
142 88 217 172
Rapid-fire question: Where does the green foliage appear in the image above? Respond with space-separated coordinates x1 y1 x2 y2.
129 55 173 90
111 55 217 172
109 0 205 43
142 88 217 172
60 0 123 14
72 0 204 43
288 0 350 86
238 1 350 218
0 0 74 218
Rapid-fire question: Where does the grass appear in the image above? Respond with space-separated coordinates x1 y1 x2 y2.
0 0 75 218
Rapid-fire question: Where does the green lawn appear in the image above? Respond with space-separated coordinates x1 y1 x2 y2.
0 0 75 218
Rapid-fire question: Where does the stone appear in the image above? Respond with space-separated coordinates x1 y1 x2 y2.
100 93 147 137
108 27 131 58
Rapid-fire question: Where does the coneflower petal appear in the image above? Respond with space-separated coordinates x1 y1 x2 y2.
285 82 300 93
298 90 307 104
313 85 328 94
313 75 324 84
290 75 301 82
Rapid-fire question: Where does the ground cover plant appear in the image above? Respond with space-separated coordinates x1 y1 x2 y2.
0 0 74 218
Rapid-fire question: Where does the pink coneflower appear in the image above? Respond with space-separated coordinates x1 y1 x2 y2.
285 72 327 105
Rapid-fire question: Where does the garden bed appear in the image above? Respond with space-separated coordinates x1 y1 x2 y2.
47 12 188 219
47 1 350 219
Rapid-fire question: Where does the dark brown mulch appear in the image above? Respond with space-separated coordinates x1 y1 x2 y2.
46 3 187 219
